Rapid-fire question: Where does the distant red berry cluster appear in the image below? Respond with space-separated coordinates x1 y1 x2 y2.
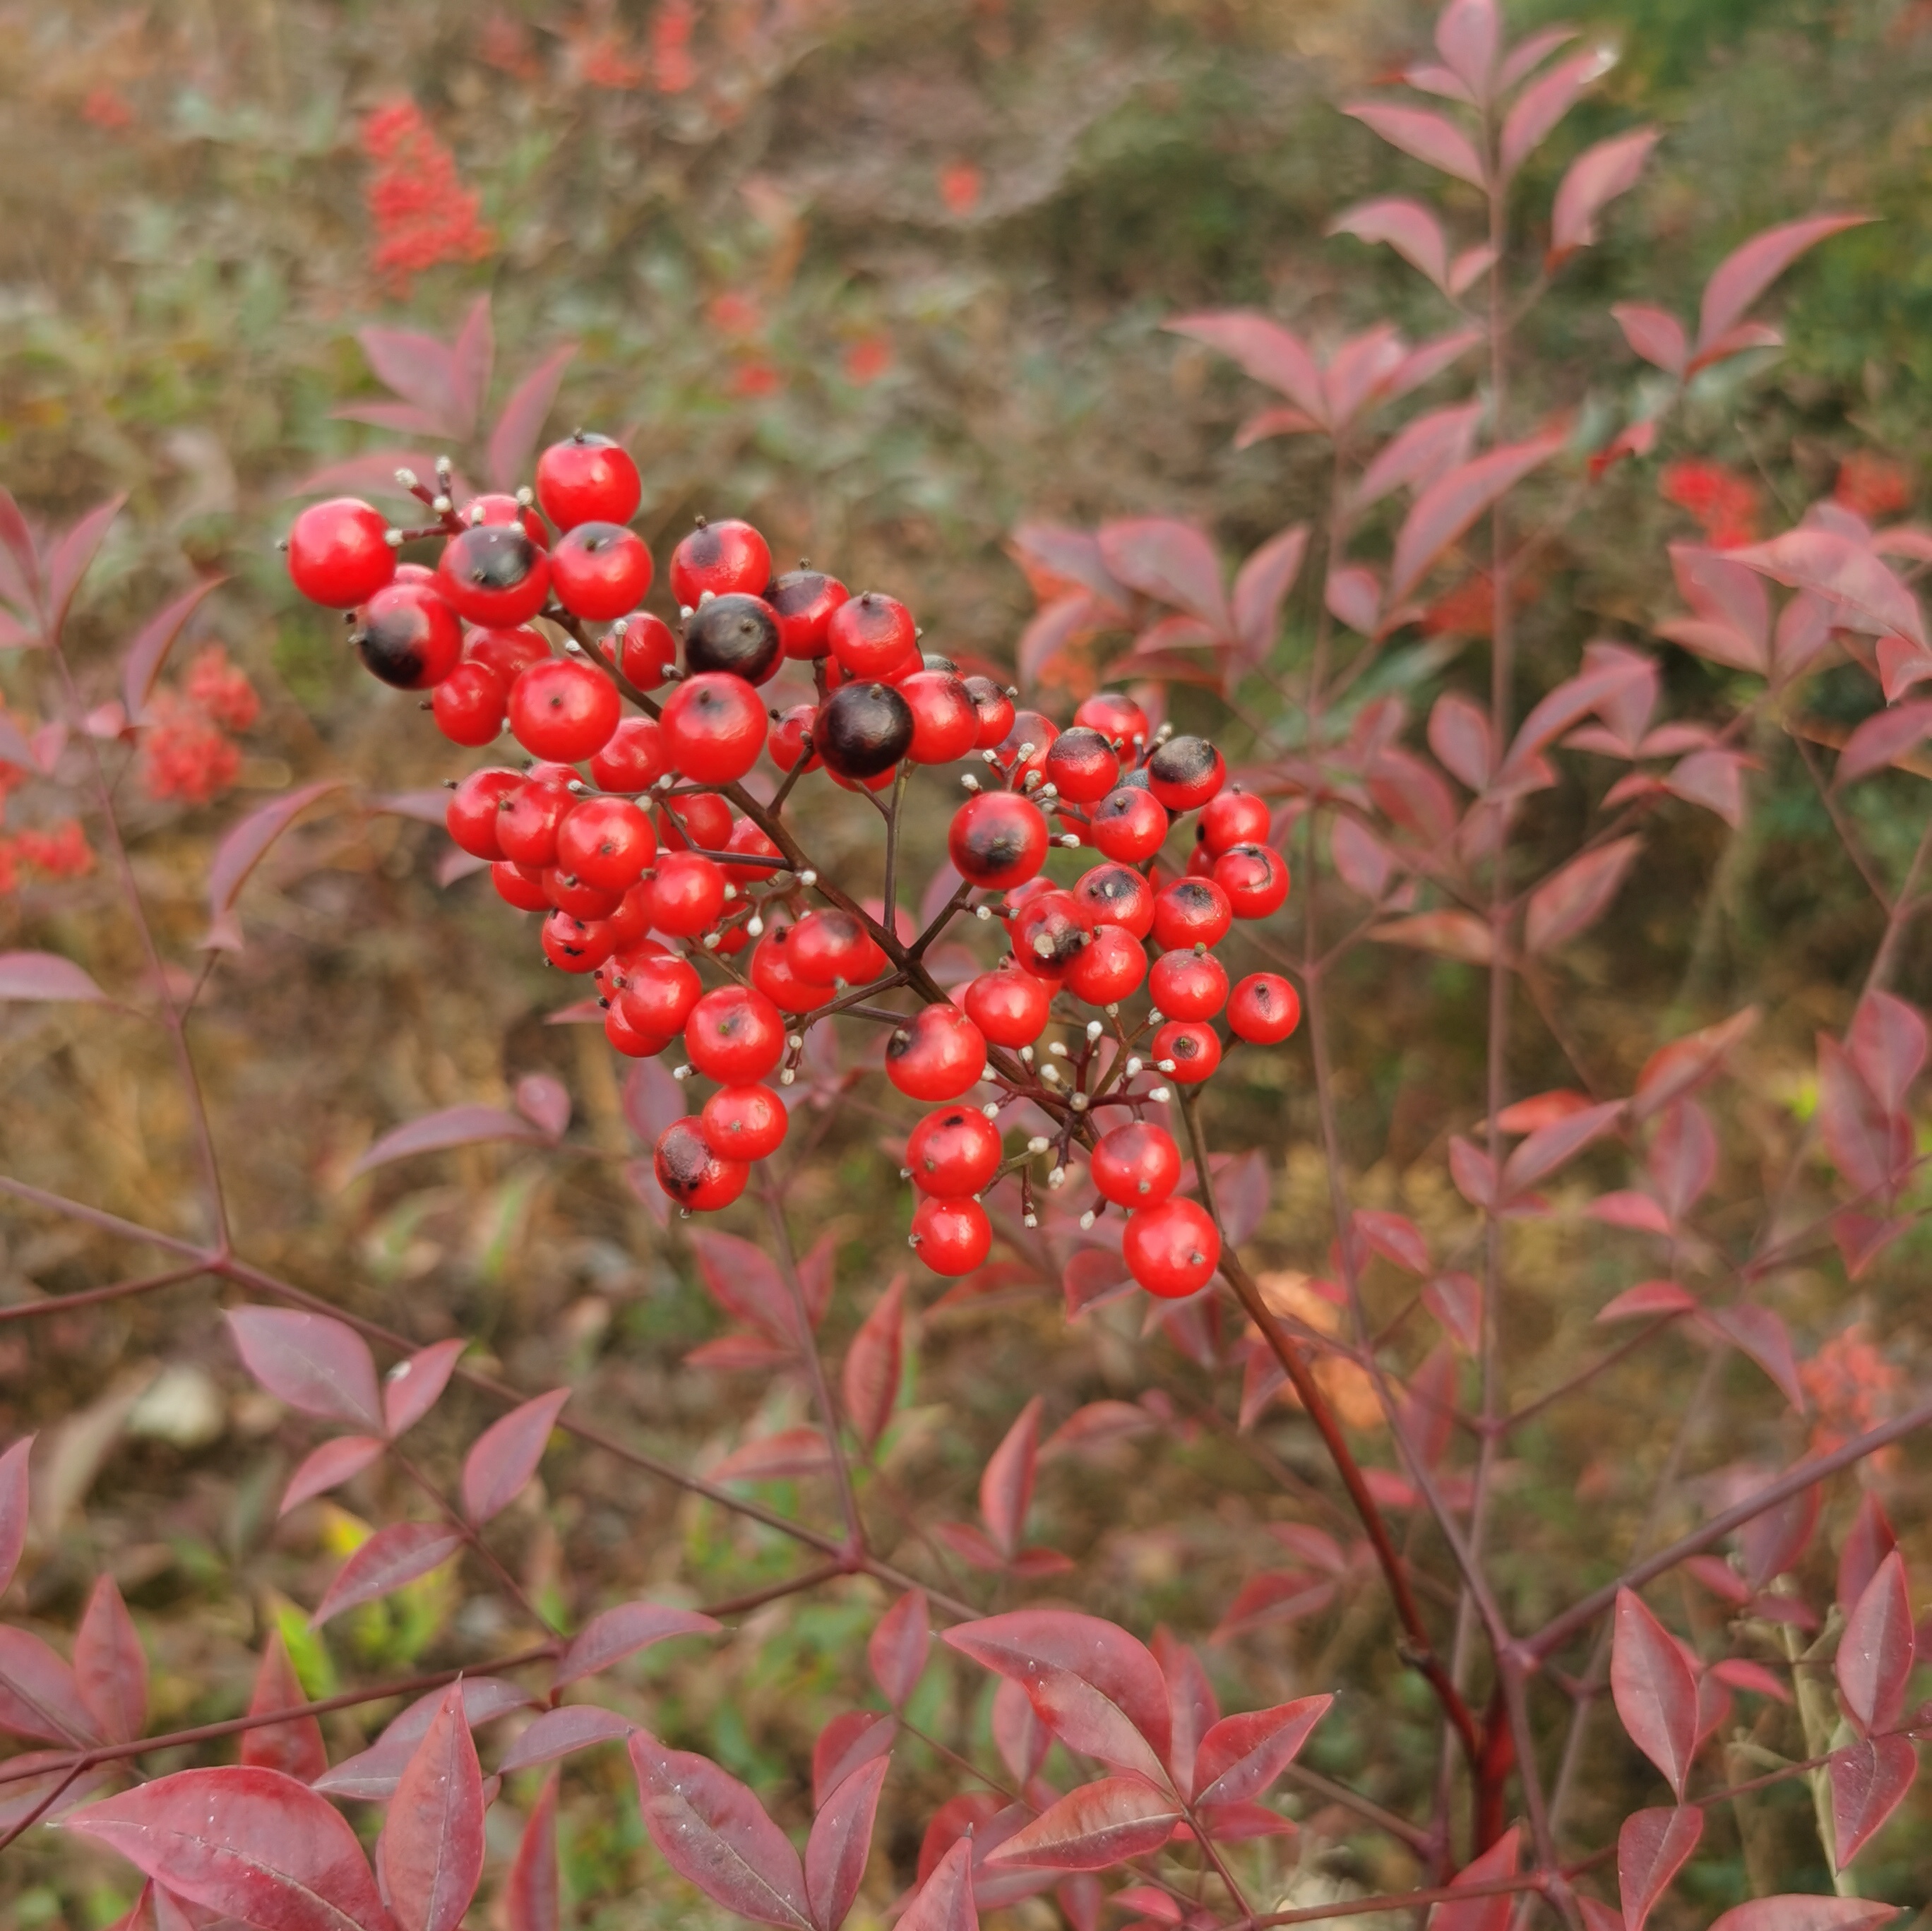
138 645 260 806
360 99 495 297
1658 458 1761 549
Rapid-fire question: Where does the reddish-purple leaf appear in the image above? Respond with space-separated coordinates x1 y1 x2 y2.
0 1626 96 1745
227 1309 383 1431
1616 1805 1702 1931
1702 1304 1806 1412
489 346 578 493
1448 1137 1498 1210
1325 564 1383 638
1323 324 1407 428
806 1750 888 1931
1876 634 1932 701
1816 1036 1907 1200
1353 1209 1431 1277
688 1228 799 1346
64 1766 391 1931
1697 215 1874 353
1429 1826 1519 1931
351 1105 545 1176
1428 693 1493 791
1650 1101 1717 1223
1633 1008 1758 1119
1210 1572 1337 1642
334 401 447 436
1232 525 1307 668
980 1397 1043 1558
869 1590 930 1707
121 578 225 722
1596 1281 1696 1324
797 1228 837 1331
1501 24 1580 89
1191 1696 1330 1806
986 1778 1181 1872
495 1705 634 1774
359 328 457 428
1707 1899 1898 1931
502 1772 559 1931
240 1632 327 1784
628 1730 811 1930
1502 1100 1623 1194
898 1838 978 1931
0 950 107 1002
1838 1492 1897 1619
1390 436 1565 604
513 1073 571 1140
1355 404 1483 515
1330 814 1394 897
1371 911 1493 964
1664 749 1748 827
0 487 42 615
1148 1631 1218 1800
1166 313 1325 422
1736 1478 1822 1590
1612 305 1688 379
201 781 347 952
1848 991 1926 1117
378 1685 484 1931
1500 44 1616 178
1527 838 1641 953
1837 1551 1914 1735
281 1436 386 1517
314 1680 532 1803
1041 1400 1157 1458
1710 1659 1791 1703
447 296 494 438
0 1435 30 1598
556 1601 718 1687
1330 198 1449 291
383 1340 465 1439
813 1711 895 1808
1344 103 1486 189
1425 1272 1482 1351
842 1274 906 1450
1551 129 1659 259
1388 326 1484 402
0 1750 111 1836
1830 1735 1916 1867
47 496 126 638
463 1387 567 1524
75 1575 148 1745
991 1675 1049 1786
1097 520 1229 633
1611 1590 1699 1798
1733 531 1924 647
713 1428 836 1484
1836 701 1932 784
310 1523 463 1628
1435 0 1499 97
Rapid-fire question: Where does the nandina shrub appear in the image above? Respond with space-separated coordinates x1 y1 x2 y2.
1 2 1929 1928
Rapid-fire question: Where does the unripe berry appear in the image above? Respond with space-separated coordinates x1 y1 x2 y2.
684 592 783 685
437 524 551 627
1228 972 1301 1044
550 522 653 621
354 581 463 690
1123 1197 1220 1297
535 433 642 531
508 658 622 762
287 497 395 608
660 673 768 784
669 518 772 606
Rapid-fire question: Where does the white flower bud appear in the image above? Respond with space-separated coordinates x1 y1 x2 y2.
1126 1056 1143 1076
1047 1166 1066 1188
1079 1209 1097 1229
780 1068 797 1085
982 1102 1001 1119
1150 1085 1171 1102
431 495 452 515
961 773 982 791
1147 1008 1165 1027
394 467 419 489
673 1064 693 1080
799 868 818 886
1026 1135 1051 1154
746 915 765 937
1085 1020 1103 1041
1039 1062 1061 1084
1157 1058 1176 1073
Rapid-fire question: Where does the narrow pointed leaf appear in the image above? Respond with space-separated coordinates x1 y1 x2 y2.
47 496 126 638
813 1712 895 1808
1707 1901 1897 1931
1390 436 1566 604
282 1437 386 1517
1330 198 1448 291
869 1590 930 1706
1191 1695 1331 1806
806 1751 889 1931
201 782 347 951
1829 1736 1916 1867
1501 44 1616 178
1355 404 1482 515
0 952 107 1002
1617 1805 1703 1931
501 1773 559 1931
1837 1550 1913 1734
1232 525 1307 667
985 1778 1182 1872
314 1680 532 1802
0 1627 98 1744
1344 104 1486 189
556 1601 718 1686
121 578 225 721
1164 313 1325 423
1097 520 1230 632
1698 216 1874 352
310 1523 463 1628
1731 531 1924 647
979 1397 1043 1558
378 1685 484 1931
898 1839 977 1931
489 347 577 494
841 1275 905 1451
462 1387 567 1524
227 1310 383 1430
358 328 458 429
75 1575 148 1745
0 1435 31 1597
240 1631 328 1783
1611 1590 1698 1798
1527 838 1642 952
495 1705 634 1774
1551 129 1659 259
383 1341 466 1439
1612 305 1688 379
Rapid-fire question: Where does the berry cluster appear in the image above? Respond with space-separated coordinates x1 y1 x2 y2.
284 434 1299 1299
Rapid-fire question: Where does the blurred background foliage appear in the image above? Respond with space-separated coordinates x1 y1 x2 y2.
3 0 1931 1925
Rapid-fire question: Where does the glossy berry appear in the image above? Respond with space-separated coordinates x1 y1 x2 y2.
287 497 395 608
1186 842 1218 878
354 581 463 690
655 1117 749 1211
1152 1019 1222 1084
661 673 768 784
905 1106 1003 1197
725 816 784 878
607 884 655 952
1088 786 1169 864
886 1002 986 1101
1124 1197 1220 1298
462 492 550 549
701 1083 789 1161
535 433 642 531
492 861 552 912
1200 787 1271 855
590 715 670 792
751 926 835 1012
1091 1122 1182 1208
1043 727 1120 803
1011 890 1094 981
542 909 615 972
614 955 700 1039
556 797 656 892
1074 691 1150 751
467 626 551 683
1229 972 1301 1044
789 908 887 986
828 592 919 681
614 612 679 690
550 522 653 621
910 1195 991 1276
446 768 523 860
642 850 727 937
998 710 1059 785
768 704 821 772
768 569 850 658
898 670 980 765
963 675 1015 748
1147 734 1227 812
685 986 787 1082
1062 923 1147 1004
496 777 574 866
683 592 782 686
669 518 772 606
509 658 621 763
816 681 914 780
604 1000 669 1059
660 792 734 852
1151 877 1233 952
431 661 508 745
437 525 551 628
1214 843 1290 919
1149 948 1228 1020
949 791 1049 890
544 868 624 919
962 964 1052 1046
1072 861 1155 938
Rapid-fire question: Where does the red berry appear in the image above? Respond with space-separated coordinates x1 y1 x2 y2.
1228 972 1301 1044
491 860 552 911
542 909 615 972
437 525 552 628
496 776 577 867
544 868 624 918
1091 1121 1181 1207
287 497 395 609
684 593 783 685
655 1117 749 1211
898 670 980 765
556 796 656 892
550 522 653 621
828 592 919 681
1200 787 1270 855
1151 877 1233 952
1186 843 1218 878
963 676 1015 749
789 908 887 986
1043 727 1120 803
643 851 727 937
962 964 1051 1046
1149 948 1227 1020
1061 923 1147 1004
1010 889 1095 983
830 762 901 796
998 710 1059 785
1214 843 1290 919
816 681 914 780
1151 1018 1222 1084
1072 861 1155 938
446 769 521 860
886 1002 986 1101
535 434 641 532
614 612 679 691
768 703 821 773
607 884 655 951
431 661 508 745
685 985 787 1082
1123 1197 1220 1298
620 952 703 1036
1147 734 1226 812
905 1105 1003 1197
467 626 551 683
702 1083 789 1161
590 716 670 792
1073 691 1150 751
1089 787 1169 864
508 659 622 763
354 581 463 690
461 492 550 549
949 791 1049 890
669 518 772 606
768 569 849 657
660 792 734 852
751 926 835 1012
604 1001 670 1058
725 815 783 879
911 1195 991 1276
661 673 768 784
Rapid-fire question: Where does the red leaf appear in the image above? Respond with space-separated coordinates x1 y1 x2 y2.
1816 1036 1907 1199
931 1521 1007 1570
1041 1401 1158 1459
0 951 107 1002
1210 1572 1337 1642
1191 1697 1330 1806
1664 748 1748 827
898 1838 978 1931
1164 313 1325 423
1527 838 1641 952
0 1626 95 1745
628 1730 812 1930
1503 1100 1623 1194
1838 1492 1897 1619
501 1772 559 1931
359 327 458 429
1216 1147 1272 1245
1736 1479 1821 1590
226 1309 383 1431
688 1229 799 1346
201 782 347 952
712 1428 835 1484
1424 1272 1482 1351
1354 1209 1431 1277
842 1275 906 1451
0 487 43 616
1500 25 1580 90
1710 1659 1791 1703
334 402 448 437
351 1105 545 1176
1616 1805 1702 1931
64 1766 391 1931
806 1751 888 1931
1633 1008 1758 1120
812 1711 894 1808
797 1228 838 1331
1701 1304 1806 1412
281 1437 386 1517
556 1601 718 1687
1611 1590 1699 1798
383 1341 465 1439
1595 1281 1695 1324
1830 1735 1916 1868
121 578 226 722
980 1397 1043 1558
1707 1900 1898 1931
1611 305 1687 379
1151 1631 1219 1800
76 1575 148 1745
1390 436 1566 604
1835 701 1932 783
1448 1137 1498 1211
463 1387 567 1524
1550 129 1659 260
489 346 578 494
1344 102 1486 189
1435 0 1499 97
495 1706 633 1774
1500 44 1616 178
1837 1551 1914 1735
1325 565 1383 638
0 1435 31 1598
47 496 126 639
309 1522 463 1628
1330 815 1393 897
1232 525 1308 669
1732 531 1924 647
379 1685 484 1931
1650 1100 1716 1223
1097 520 1230 633
869 1591 930 1706
1428 693 1493 791
943 1612 1172 1784
513 1073 571 1140
1371 911 1493 964
240 1632 327 1784
1323 324 1407 428
448 296 494 439
1386 327 1484 402
992 1676 1049 1785
1848 991 1926 1116
1429 1826 1519 1931
1697 215 1874 354
1356 404 1483 515
1330 198 1450 291
985 1778 1181 1872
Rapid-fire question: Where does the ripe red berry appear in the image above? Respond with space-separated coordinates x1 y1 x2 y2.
496 776 576 867
437 525 552 628
789 908 887 986
447 767 523 860
910 1195 991 1276
768 704 822 773
620 953 703 1036
1228 972 1301 1044
670 518 772 606
614 612 678 690
1010 889 1095 982
998 710 1059 785
898 670 980 765
702 1083 789 1161
1151 877 1233 951
1123 1197 1220 1298
660 792 734 852
1089 786 1169 863
607 884 655 952
816 681 914 780
828 592 919 681
948 791 1049 890
542 909 616 972
655 1117 749 1211
725 815 784 879
1214 843 1290 919
962 964 1051 1046
684 593 783 685
508 658 622 763
1147 734 1227 812
1072 861 1155 938
1151 1018 1222 1084
544 868 624 919
962 675 1015 748
604 1000 669 1059
1073 691 1150 751
590 716 670 792
768 569 849 657
550 522 653 621
1044 727 1120 803
685 985 787 1082
886 1002 986 1101
905 1105 1003 1197
1199 787 1270 855
1091 1121 1182 1207
1185 842 1218 878
461 492 550 549
556 796 656 892
287 497 395 609
751 926 835 1012
354 581 464 690
467 626 551 683
661 673 768 784
490 863 547 913
642 850 727 937
431 661 508 745
1149 948 1227 1020
535 433 641 531
1062 923 1147 1004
